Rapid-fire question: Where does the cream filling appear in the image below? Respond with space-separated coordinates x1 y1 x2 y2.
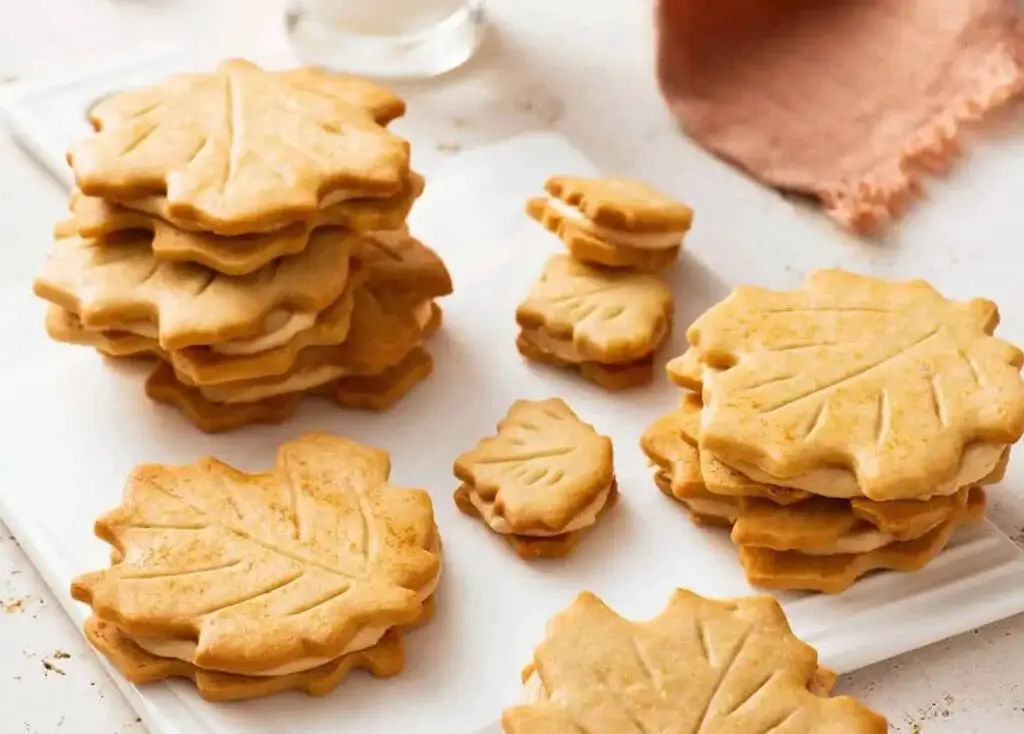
129 557 442 677
211 311 317 356
318 188 361 208
799 528 895 557
523 326 662 366
467 482 613 537
522 327 588 363
682 497 739 522
683 497 899 555
200 364 349 404
118 310 316 355
729 442 1006 499
413 300 433 329
548 198 686 250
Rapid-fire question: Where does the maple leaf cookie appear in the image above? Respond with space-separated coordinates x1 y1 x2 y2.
453 398 616 559
502 589 887 733
69 59 411 235
71 434 441 700
688 269 1024 500
527 175 693 272
516 255 674 390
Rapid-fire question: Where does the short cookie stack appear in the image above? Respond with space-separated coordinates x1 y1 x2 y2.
516 176 693 390
642 270 1024 593
32 59 452 433
71 434 443 702
453 398 617 559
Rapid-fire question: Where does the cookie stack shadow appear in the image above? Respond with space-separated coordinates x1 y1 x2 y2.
515 176 693 390
642 270 1024 593
32 59 452 432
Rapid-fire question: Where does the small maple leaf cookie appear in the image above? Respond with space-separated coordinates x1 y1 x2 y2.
527 175 693 272
69 59 412 235
687 269 1024 500
502 589 888 733
71 434 441 683
516 255 673 389
453 398 616 559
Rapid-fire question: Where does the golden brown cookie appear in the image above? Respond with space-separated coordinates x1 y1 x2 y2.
69 59 411 235
34 227 356 351
353 229 453 305
192 284 423 404
643 401 1002 551
739 487 987 594
147 346 434 433
454 481 619 560
501 589 887 733
84 616 404 702
145 362 303 433
72 434 441 676
679 395 812 503
642 400 809 505
517 254 673 364
45 304 164 359
322 347 434 412
168 267 364 387
455 398 615 537
526 176 693 272
59 173 424 276
515 331 655 391
687 270 1024 500
665 347 705 390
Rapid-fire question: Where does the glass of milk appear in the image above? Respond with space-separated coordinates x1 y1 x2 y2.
285 0 487 79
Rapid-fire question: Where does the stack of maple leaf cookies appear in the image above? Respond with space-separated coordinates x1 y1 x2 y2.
33 59 452 433
643 270 1024 593
453 398 617 559
516 176 693 390
71 434 443 701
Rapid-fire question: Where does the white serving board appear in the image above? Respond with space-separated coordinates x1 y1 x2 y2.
5 55 1024 734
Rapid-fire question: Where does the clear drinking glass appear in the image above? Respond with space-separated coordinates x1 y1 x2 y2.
285 0 487 80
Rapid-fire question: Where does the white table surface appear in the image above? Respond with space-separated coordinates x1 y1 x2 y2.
2 1 1024 732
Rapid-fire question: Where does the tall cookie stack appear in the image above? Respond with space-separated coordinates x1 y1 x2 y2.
516 176 692 390
642 270 1024 593
33 59 452 433
71 434 443 701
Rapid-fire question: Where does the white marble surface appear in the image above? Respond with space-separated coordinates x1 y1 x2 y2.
2 1 1024 732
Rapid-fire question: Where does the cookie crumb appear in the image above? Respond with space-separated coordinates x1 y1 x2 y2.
3 598 25 614
52 650 71 660
41 659 65 676
436 141 462 154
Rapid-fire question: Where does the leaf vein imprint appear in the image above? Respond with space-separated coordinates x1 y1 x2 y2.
123 559 241 580
475 447 574 465
191 571 303 617
759 327 940 415
693 625 754 734
147 482 365 580
629 635 666 700
875 389 890 446
929 375 947 426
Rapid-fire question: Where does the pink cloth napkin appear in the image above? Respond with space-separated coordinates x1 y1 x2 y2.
656 0 1024 233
